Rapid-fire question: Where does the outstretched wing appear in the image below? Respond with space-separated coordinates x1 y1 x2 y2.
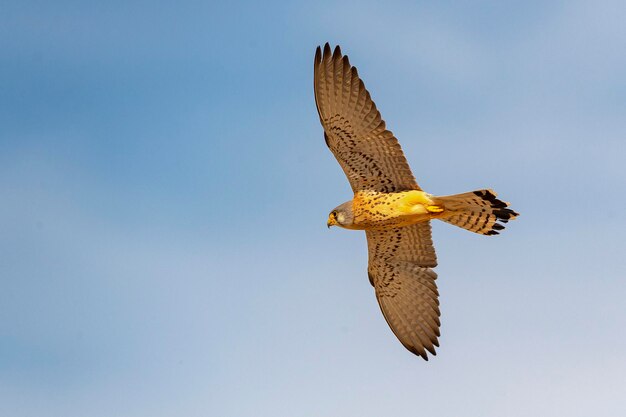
314 43 420 193
366 223 440 359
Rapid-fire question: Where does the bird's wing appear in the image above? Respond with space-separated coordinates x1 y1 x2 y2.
366 223 440 359
314 44 421 193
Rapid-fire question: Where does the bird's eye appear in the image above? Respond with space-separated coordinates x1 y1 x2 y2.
331 211 338 218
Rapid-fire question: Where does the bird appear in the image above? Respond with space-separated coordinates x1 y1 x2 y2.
314 43 518 360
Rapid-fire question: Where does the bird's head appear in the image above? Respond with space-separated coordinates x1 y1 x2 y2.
327 201 354 229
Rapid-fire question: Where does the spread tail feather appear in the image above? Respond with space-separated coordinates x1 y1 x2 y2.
435 189 519 235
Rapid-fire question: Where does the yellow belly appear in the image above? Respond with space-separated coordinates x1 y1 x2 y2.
351 190 443 229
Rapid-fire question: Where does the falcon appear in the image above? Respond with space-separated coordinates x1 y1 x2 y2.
314 43 518 360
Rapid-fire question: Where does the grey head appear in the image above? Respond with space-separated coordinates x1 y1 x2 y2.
327 200 355 229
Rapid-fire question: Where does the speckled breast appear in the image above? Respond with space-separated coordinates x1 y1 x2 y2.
351 190 434 229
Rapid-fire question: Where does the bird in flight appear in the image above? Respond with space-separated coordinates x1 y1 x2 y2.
314 43 518 360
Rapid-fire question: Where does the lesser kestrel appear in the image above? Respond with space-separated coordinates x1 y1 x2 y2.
314 44 518 359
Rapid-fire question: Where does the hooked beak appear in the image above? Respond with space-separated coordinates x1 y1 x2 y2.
327 216 337 229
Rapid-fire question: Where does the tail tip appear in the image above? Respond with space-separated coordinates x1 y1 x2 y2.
475 189 519 235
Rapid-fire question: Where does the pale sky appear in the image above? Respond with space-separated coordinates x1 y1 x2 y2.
1 1 625 416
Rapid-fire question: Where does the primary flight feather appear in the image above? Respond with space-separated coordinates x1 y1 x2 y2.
314 43 518 360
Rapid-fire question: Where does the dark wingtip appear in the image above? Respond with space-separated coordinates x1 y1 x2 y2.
332 44 342 59
323 42 331 57
412 344 435 360
426 345 437 356
412 349 428 362
405 344 429 360
341 54 351 72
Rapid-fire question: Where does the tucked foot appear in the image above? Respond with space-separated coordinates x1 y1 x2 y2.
426 205 444 213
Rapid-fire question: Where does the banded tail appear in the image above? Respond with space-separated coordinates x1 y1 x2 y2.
435 190 519 235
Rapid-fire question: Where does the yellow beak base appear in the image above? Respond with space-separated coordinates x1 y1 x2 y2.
327 216 337 228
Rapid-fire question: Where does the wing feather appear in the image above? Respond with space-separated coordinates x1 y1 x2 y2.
366 223 440 359
314 44 421 193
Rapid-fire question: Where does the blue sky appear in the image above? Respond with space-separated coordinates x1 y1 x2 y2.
1 1 625 416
